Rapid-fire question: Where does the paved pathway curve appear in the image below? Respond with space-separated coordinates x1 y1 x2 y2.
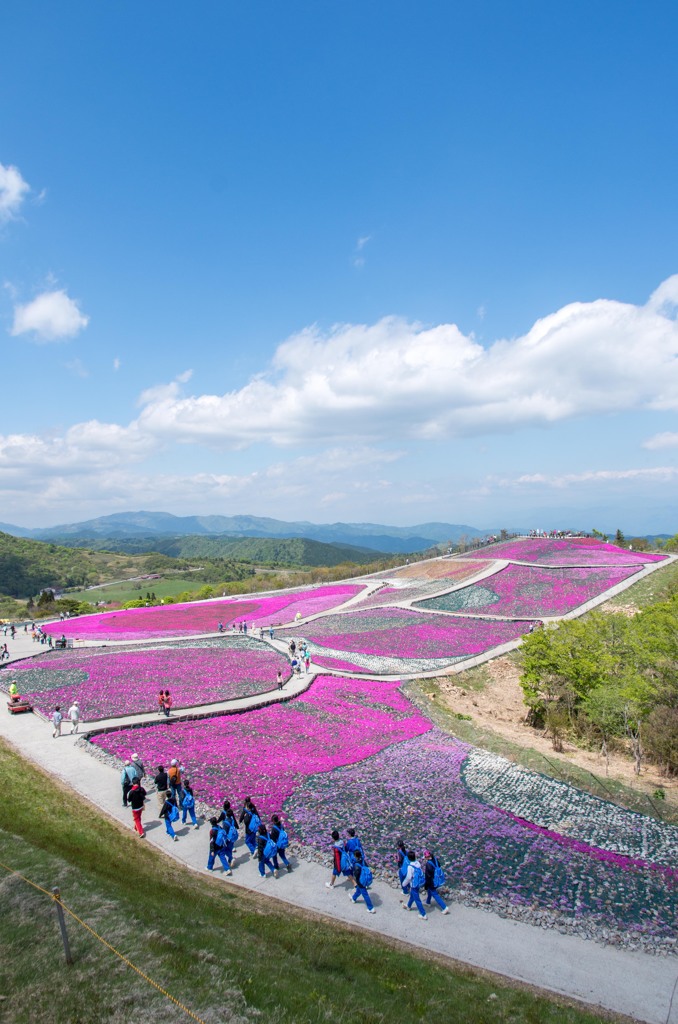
1 636 677 1024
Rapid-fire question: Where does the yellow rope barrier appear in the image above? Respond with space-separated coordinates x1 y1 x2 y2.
0 858 209 1024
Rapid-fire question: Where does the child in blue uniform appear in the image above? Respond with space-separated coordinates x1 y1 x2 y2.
349 850 376 914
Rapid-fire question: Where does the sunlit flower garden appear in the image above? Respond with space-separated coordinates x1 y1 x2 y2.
416 564 642 618
12 637 290 720
91 674 433 806
44 583 365 641
281 608 534 675
467 537 666 566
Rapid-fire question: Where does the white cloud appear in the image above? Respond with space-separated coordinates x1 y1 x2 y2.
494 466 678 490
10 289 89 341
642 431 678 450
0 163 30 222
113 357 121 371
65 358 89 378
352 234 372 268
132 275 678 448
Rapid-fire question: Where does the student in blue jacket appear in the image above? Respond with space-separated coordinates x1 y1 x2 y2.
423 851 449 914
256 823 277 878
401 850 427 919
207 817 232 874
349 850 376 914
270 814 292 872
180 779 199 829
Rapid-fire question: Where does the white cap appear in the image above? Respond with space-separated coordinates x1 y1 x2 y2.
171 759 177 765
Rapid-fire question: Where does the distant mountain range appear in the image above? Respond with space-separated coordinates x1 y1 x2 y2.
0 511 492 555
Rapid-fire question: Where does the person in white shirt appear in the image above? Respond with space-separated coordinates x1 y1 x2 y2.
67 701 81 734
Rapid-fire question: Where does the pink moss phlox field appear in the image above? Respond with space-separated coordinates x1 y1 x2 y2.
45 584 364 640
468 537 666 566
282 608 533 659
13 639 290 719
91 674 432 812
416 564 642 618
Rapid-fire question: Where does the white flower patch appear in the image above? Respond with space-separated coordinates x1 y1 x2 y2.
462 748 678 868
309 643 468 675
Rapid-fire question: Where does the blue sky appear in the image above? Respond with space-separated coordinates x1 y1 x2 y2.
1 0 677 534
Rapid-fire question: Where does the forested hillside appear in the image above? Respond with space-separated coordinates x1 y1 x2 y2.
521 593 678 776
0 532 144 599
47 533 380 566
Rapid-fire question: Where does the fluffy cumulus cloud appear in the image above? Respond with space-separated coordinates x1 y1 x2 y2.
643 432 678 450
10 289 89 341
0 162 30 222
133 276 678 447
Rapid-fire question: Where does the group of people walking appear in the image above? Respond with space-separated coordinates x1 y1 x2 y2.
116 751 450 920
326 829 449 918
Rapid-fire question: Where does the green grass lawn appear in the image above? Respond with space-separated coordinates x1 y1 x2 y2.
0 738 620 1024
604 557 678 609
67 577 203 604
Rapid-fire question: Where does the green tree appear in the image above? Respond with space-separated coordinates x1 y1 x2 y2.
614 528 625 547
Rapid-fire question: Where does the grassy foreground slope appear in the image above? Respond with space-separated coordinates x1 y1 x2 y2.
0 740 615 1024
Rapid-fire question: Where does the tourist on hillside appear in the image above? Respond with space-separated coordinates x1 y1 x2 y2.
239 797 261 855
396 839 410 890
325 830 345 888
270 814 292 873
168 759 183 803
67 701 80 735
345 827 365 862
154 764 170 811
304 655 310 673
159 794 180 841
121 760 137 806
348 849 376 914
158 690 167 716
216 798 238 833
52 706 63 738
180 779 200 829
130 752 146 781
276 669 284 689
163 690 173 716
218 621 224 632
207 817 232 874
255 823 278 878
423 851 449 915
269 625 274 639
401 850 427 919
128 778 147 838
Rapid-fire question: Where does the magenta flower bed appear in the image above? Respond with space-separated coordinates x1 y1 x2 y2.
12 638 290 720
44 584 364 640
416 564 642 618
467 538 666 566
279 608 533 673
91 674 432 811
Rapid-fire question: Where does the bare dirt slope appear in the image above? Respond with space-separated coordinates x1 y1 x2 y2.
437 653 677 803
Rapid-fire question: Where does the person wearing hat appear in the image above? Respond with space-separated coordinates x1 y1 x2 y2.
168 759 183 804
67 701 81 735
130 752 146 782
120 760 137 806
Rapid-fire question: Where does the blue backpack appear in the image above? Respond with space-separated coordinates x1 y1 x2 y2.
247 812 261 834
431 858 446 888
411 865 425 889
167 803 180 822
227 822 238 844
182 791 195 809
275 827 289 850
340 849 355 874
359 864 373 888
263 836 277 860
214 826 228 848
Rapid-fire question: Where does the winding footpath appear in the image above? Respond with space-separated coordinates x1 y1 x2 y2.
1 632 677 1024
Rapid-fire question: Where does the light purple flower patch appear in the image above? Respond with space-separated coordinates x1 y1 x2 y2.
467 538 666 566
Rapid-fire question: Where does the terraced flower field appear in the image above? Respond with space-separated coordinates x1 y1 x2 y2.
43 584 365 641
92 674 432 807
285 728 677 943
13 637 290 719
281 607 533 674
416 564 642 618
467 537 666 566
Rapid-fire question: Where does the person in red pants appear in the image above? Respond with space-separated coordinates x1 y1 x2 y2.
128 779 147 838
